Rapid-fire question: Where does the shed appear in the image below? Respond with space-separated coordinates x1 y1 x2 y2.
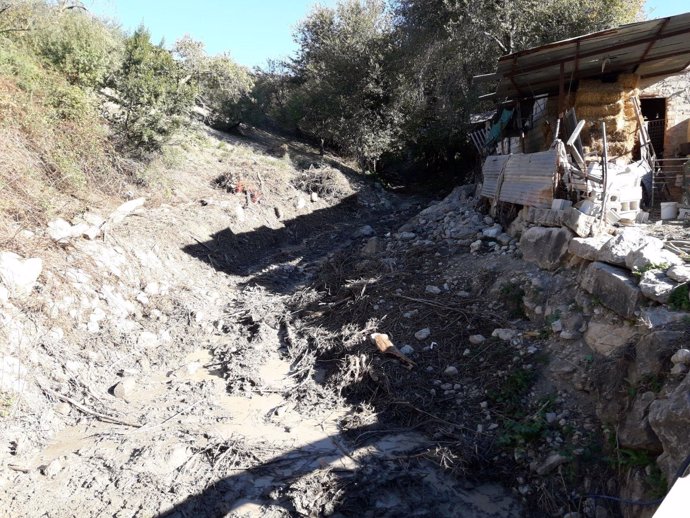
473 12 690 218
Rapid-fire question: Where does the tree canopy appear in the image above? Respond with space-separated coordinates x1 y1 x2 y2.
253 0 646 175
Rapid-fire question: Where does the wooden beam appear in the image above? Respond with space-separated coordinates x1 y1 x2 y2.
472 73 500 83
567 120 586 147
567 143 586 171
558 62 566 115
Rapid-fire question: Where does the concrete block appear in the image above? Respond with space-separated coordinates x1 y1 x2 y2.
578 199 600 216
525 207 567 227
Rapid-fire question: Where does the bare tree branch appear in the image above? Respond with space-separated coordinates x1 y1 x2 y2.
482 31 508 53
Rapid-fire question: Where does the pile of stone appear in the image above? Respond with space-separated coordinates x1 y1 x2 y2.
381 186 520 257
519 222 688 319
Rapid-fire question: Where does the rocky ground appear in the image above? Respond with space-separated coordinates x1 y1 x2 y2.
1 125 689 518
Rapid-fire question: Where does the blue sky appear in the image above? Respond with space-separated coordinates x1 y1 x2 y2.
87 0 687 70
646 0 686 19
87 0 338 69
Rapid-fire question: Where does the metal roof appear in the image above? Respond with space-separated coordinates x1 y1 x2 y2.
479 12 690 101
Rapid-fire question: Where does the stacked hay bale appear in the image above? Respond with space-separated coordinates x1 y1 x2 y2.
575 74 640 162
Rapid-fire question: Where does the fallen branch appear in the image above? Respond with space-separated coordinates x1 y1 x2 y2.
390 400 481 435
394 294 507 324
7 464 32 473
129 399 202 434
41 387 141 428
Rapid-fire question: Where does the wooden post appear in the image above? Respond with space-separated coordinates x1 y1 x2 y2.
558 62 566 115
600 122 608 225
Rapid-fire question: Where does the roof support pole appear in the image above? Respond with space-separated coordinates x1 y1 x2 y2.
558 62 566 117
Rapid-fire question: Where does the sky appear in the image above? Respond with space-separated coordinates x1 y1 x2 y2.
87 0 688 70
87 0 338 69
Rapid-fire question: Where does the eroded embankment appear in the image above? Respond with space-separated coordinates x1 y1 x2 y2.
1 130 523 518
4 128 686 518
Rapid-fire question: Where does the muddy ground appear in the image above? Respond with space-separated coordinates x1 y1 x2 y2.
1 126 629 518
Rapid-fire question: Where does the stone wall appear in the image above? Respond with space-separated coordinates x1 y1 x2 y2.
640 70 690 157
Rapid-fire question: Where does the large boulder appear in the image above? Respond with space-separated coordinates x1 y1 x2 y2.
564 207 597 238
580 262 641 319
625 243 683 272
597 228 658 266
568 235 613 261
618 391 662 451
630 331 685 383
649 373 690 482
0 252 43 299
519 227 573 270
667 264 690 283
584 320 638 357
640 308 690 328
638 270 678 304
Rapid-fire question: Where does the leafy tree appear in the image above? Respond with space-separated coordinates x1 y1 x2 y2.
248 59 300 128
388 0 646 171
35 9 122 87
289 0 402 171
111 26 195 152
173 35 253 130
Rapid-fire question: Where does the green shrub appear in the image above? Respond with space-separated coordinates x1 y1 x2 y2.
0 31 115 225
34 10 122 87
173 36 254 130
110 26 195 152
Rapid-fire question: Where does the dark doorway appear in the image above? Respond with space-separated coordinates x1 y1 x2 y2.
640 97 666 157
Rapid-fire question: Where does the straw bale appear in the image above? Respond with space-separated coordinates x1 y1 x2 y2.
575 101 624 119
576 89 625 105
618 74 640 89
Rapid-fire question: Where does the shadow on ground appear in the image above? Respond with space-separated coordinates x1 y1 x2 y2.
177 189 528 517
182 194 415 294
158 423 522 518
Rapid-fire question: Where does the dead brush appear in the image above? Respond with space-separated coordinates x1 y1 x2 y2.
289 469 344 517
200 436 261 473
212 172 262 202
292 164 353 201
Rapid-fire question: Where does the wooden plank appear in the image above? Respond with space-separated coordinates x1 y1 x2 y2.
600 122 609 224
563 109 584 157
567 120 586 148
567 143 586 171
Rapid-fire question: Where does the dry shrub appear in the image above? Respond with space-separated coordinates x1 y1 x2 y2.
293 164 353 200
0 42 120 234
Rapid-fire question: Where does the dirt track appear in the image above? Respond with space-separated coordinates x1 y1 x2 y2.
1 128 523 517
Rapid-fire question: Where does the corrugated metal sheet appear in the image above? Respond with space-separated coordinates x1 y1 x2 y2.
481 155 511 200
481 148 559 208
479 12 690 101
